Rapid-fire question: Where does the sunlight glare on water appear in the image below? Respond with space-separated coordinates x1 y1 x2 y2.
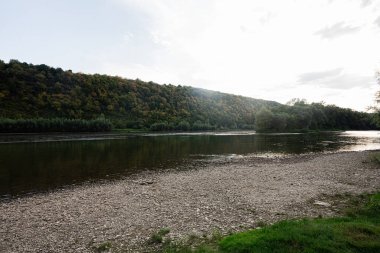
338 131 380 151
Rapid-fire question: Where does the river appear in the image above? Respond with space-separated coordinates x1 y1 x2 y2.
0 130 379 199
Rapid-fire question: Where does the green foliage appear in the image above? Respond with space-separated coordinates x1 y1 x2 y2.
149 228 171 244
150 122 170 131
149 193 380 253
219 193 380 253
254 108 275 132
371 152 380 164
159 242 217 253
94 241 112 252
0 118 112 132
0 60 376 132
177 120 190 131
255 101 377 132
149 120 215 131
192 121 216 131
152 231 222 253
0 60 274 131
373 71 380 126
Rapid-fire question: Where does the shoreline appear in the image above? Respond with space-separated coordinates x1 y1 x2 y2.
1 151 380 252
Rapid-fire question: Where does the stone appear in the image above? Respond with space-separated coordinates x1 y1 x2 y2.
314 201 331 207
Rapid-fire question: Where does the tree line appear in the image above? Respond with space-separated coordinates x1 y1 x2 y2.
0 59 377 132
0 118 112 133
255 99 377 132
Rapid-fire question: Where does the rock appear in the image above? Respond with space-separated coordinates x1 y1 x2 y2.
139 181 155 185
1 151 379 253
313 201 331 207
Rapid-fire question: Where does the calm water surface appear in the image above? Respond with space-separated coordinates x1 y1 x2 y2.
0 131 379 199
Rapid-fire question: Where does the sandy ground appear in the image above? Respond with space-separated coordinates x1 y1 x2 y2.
0 151 380 253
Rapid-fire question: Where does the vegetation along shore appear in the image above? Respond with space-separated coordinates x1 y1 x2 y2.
0 60 378 133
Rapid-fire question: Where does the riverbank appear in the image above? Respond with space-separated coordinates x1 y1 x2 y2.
1 151 379 252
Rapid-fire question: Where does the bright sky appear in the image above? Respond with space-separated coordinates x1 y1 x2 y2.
1 0 380 111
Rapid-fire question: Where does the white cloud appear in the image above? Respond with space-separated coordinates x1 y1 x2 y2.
298 68 375 89
299 68 344 83
106 0 380 111
360 0 373 8
315 22 360 39
375 16 380 28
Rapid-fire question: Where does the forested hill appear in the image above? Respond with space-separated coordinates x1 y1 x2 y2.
0 60 277 130
0 59 377 131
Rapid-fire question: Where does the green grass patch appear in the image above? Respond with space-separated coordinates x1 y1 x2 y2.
154 230 223 253
94 241 112 252
151 193 380 253
220 193 380 253
149 228 171 244
370 152 380 164
219 218 380 253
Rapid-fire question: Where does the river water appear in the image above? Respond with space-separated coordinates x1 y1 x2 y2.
0 131 379 199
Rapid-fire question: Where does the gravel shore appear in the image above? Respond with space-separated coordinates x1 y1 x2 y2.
1 151 380 252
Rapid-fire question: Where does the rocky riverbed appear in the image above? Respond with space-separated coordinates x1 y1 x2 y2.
1 151 379 252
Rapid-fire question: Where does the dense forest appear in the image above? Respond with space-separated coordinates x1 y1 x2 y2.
255 99 377 132
0 59 378 132
0 118 112 133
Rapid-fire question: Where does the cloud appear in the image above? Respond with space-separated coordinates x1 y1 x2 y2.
315 22 360 39
360 0 373 8
298 68 375 89
330 0 373 8
375 16 380 28
298 68 344 83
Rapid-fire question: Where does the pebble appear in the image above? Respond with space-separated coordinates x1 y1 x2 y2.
0 151 379 252
313 201 332 207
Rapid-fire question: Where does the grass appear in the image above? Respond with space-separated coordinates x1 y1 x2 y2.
370 152 380 164
151 193 380 253
153 229 223 253
94 242 112 252
149 228 171 244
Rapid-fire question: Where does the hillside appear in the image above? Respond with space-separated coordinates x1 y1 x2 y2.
0 60 279 130
0 59 377 131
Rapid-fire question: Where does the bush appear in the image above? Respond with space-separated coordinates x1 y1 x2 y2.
192 120 216 131
0 118 112 132
177 120 190 131
150 122 169 131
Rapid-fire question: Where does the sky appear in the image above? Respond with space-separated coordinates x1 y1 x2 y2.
1 0 380 111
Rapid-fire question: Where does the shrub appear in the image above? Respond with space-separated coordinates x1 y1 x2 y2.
0 118 112 132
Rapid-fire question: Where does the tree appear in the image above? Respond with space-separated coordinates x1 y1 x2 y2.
373 71 380 126
255 108 274 132
286 98 307 106
376 71 380 105
0 59 376 132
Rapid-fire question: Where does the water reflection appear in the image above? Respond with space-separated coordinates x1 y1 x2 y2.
337 131 380 151
0 131 379 198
